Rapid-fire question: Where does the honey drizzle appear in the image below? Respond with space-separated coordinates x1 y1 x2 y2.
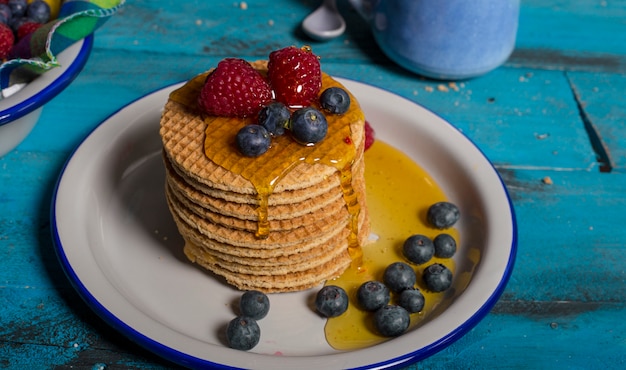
340 164 363 267
169 71 366 257
255 189 271 238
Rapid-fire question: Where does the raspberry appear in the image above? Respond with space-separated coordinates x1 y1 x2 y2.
364 120 375 150
198 58 272 118
267 45 321 108
0 22 14 60
17 21 42 40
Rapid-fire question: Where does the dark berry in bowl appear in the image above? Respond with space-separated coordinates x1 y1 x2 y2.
239 290 270 320
373 305 410 337
357 280 390 311
423 263 453 292
434 233 457 258
27 0 51 23
8 0 27 19
383 262 416 293
398 287 425 313
427 202 460 229
315 285 349 318
0 4 11 24
226 316 261 351
403 234 434 265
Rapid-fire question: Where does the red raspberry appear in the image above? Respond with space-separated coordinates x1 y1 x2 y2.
0 23 14 60
17 21 42 41
198 58 272 118
267 45 321 108
364 120 375 150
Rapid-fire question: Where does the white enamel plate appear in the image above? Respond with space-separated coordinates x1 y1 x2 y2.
52 79 517 369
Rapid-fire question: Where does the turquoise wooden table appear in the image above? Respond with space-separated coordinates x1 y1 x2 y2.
2 0 625 368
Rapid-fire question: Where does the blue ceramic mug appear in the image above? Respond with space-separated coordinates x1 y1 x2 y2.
348 0 520 79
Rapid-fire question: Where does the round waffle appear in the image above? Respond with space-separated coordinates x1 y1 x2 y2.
160 61 370 292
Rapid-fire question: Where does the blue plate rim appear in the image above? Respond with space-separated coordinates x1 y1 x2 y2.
0 35 94 125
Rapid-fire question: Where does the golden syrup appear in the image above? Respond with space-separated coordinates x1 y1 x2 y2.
255 190 271 239
323 140 461 350
169 71 365 248
340 164 364 267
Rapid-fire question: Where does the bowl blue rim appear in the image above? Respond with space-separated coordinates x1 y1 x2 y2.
0 35 94 126
50 79 518 370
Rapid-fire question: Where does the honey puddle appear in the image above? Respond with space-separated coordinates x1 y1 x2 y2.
324 140 460 350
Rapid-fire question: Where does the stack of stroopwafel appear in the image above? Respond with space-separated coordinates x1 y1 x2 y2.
160 61 370 293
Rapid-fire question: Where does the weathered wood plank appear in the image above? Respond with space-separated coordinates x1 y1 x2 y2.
497 168 626 303
511 0 626 73
567 71 626 172
2 0 626 368
418 304 626 369
516 0 626 54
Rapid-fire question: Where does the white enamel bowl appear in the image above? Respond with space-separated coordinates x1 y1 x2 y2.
0 36 93 157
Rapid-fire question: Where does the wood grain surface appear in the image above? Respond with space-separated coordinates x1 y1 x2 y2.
1 0 625 369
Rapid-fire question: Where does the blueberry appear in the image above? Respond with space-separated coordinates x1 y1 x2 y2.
403 234 434 265
356 280 390 312
427 202 460 229
373 305 410 337
8 16 29 32
398 288 425 313
258 102 289 136
423 263 453 292
27 0 50 23
315 285 349 318
320 87 350 114
8 0 27 18
0 5 11 25
383 262 416 293
239 290 270 320
235 124 271 157
226 316 260 351
434 233 457 258
289 106 328 144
